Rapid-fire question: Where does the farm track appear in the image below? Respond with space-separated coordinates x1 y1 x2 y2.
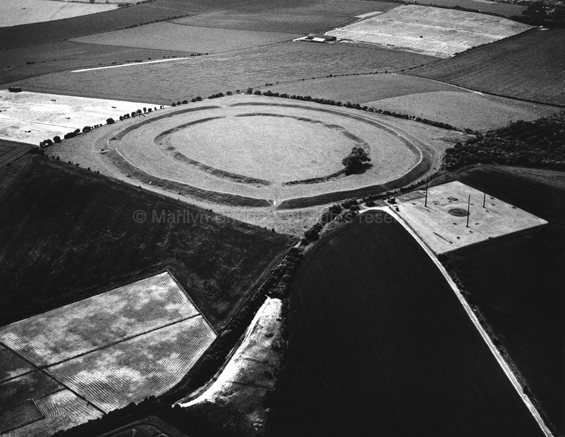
268 210 547 437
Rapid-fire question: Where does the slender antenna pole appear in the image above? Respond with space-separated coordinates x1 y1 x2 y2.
482 180 487 208
466 194 471 227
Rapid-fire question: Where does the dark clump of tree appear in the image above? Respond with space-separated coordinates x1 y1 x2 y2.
443 111 565 171
342 146 371 174
512 1 565 27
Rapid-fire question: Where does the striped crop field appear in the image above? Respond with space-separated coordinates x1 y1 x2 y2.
0 272 217 435
6 389 104 437
48 316 216 413
0 272 199 366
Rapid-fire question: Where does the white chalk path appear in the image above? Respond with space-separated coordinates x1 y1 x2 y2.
72 57 197 73
178 297 282 408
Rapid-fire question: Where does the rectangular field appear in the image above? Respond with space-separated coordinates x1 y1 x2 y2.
171 1 396 34
410 28 565 105
0 90 157 146
268 210 545 436
394 180 547 253
48 316 216 413
72 22 300 54
364 89 558 132
327 5 531 58
0 272 199 366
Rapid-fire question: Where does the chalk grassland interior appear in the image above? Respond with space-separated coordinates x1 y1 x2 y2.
0 156 290 329
268 210 544 437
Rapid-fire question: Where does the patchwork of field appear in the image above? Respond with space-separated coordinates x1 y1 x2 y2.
261 74 557 131
0 272 216 435
0 156 290 328
72 23 301 54
394 181 547 253
0 0 116 28
435 165 565 436
326 5 531 58
4 43 435 104
0 91 157 145
268 210 545 437
0 41 195 86
410 28 565 105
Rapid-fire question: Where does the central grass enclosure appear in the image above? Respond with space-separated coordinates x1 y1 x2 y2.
0 156 290 329
267 210 544 437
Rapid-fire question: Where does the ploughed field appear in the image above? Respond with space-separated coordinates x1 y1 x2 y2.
437 165 565 436
410 28 565 106
0 156 290 329
267 210 544 437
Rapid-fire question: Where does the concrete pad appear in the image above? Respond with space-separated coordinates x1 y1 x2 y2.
394 181 547 253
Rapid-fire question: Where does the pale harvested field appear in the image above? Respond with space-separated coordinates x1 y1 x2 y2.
0 91 157 146
0 272 198 366
49 316 215 413
0 0 116 28
73 23 301 54
364 90 558 131
327 5 531 58
262 73 465 103
394 181 547 253
6 389 103 437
